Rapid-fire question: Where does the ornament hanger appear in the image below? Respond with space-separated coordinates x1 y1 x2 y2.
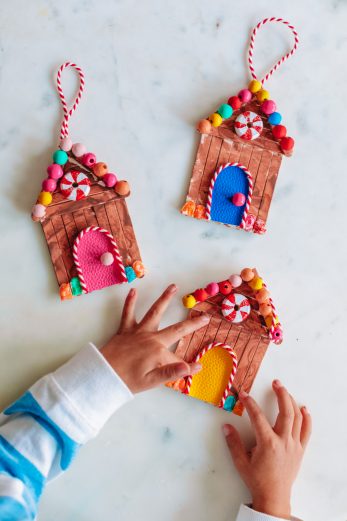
56 62 85 140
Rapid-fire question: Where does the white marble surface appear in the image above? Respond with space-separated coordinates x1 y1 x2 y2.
0 1 346 520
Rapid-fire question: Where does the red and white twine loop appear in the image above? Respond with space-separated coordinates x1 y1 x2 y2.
56 62 85 139
248 17 299 84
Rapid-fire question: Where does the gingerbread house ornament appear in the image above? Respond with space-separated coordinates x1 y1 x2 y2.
31 63 144 300
167 269 282 415
181 18 299 234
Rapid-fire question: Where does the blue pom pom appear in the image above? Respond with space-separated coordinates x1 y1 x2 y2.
125 266 137 283
223 394 236 412
268 112 282 125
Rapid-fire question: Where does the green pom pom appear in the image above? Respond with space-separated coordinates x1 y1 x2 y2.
218 103 233 119
125 266 137 283
223 394 236 412
53 149 68 165
70 277 83 296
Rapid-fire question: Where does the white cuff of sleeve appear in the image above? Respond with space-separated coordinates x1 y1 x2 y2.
235 504 302 521
31 343 133 444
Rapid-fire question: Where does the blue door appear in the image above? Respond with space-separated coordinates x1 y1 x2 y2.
210 165 249 225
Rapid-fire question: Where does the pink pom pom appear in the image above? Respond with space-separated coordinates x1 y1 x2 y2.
238 89 252 103
47 164 63 180
81 153 97 167
262 100 276 115
272 325 283 344
32 204 46 218
72 143 87 158
205 282 219 296
42 178 57 192
100 252 114 266
59 137 72 152
229 274 242 288
232 192 246 207
103 173 118 188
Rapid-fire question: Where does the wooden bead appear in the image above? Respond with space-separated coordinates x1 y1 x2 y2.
280 136 295 153
60 137 72 152
238 89 252 103
272 125 287 139
103 173 117 187
205 282 219 296
265 314 279 329
256 89 270 102
259 303 272 317
31 204 46 219
268 112 282 125
82 153 97 167
249 277 263 291
47 163 63 180
229 274 242 288
256 288 270 304
114 180 130 196
218 103 233 119
209 113 223 127
72 143 87 158
261 100 276 115
38 191 53 206
182 294 197 308
92 162 108 178
42 178 57 192
193 288 209 302
219 280 232 295
196 119 212 133
133 260 145 278
248 79 262 93
228 96 242 110
52 149 68 165
240 268 254 282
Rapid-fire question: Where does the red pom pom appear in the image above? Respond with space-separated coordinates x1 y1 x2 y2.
280 137 295 152
227 96 242 110
219 280 232 295
272 125 287 139
193 288 209 302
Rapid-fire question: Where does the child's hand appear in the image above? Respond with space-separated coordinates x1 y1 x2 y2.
223 381 312 520
101 285 208 393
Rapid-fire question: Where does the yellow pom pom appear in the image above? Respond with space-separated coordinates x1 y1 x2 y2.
249 79 262 93
256 89 270 102
265 314 279 329
38 191 53 206
182 294 197 308
248 277 263 291
209 113 223 127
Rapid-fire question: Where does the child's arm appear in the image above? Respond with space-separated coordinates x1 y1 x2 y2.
224 381 312 521
0 285 207 520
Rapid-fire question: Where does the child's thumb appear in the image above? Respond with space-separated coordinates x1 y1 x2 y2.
223 424 249 472
147 362 200 387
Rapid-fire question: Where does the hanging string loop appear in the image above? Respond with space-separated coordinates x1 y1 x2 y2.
56 62 85 139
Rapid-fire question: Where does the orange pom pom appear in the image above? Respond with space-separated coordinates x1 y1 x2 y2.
197 119 212 133
194 204 207 219
181 200 196 217
60 283 73 301
133 260 145 278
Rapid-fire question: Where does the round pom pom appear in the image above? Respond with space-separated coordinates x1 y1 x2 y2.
256 89 270 102
125 266 137 283
193 288 209 302
272 125 287 139
259 303 272 317
182 294 197 308
261 100 276 115
92 162 108 178
229 274 242 288
197 119 212 133
42 178 57 192
60 282 73 301
47 163 63 180
103 173 118 188
59 137 72 152
133 260 145 278
280 137 295 153
248 79 262 93
248 277 263 291
209 113 223 127
52 149 68 165
219 280 232 295
228 96 242 110
72 143 87 158
32 204 46 219
238 89 252 103
205 282 219 296
240 268 254 282
268 112 282 125
218 103 233 119
81 153 97 167
38 191 53 206
231 192 246 207
255 288 270 304
100 252 114 266
115 180 130 196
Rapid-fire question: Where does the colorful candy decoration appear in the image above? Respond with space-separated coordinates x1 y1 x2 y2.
234 111 263 141
222 294 251 323
60 171 91 201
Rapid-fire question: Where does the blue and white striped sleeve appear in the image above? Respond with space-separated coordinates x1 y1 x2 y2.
0 343 133 520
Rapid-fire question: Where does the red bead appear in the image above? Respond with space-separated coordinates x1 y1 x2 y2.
280 136 295 152
103 173 118 187
227 96 242 110
42 178 57 192
82 153 97 167
232 192 246 207
193 288 209 302
219 280 232 295
272 125 287 139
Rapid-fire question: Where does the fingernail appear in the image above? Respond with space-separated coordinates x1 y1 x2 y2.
302 405 309 414
167 284 177 293
129 288 135 297
273 379 282 388
189 363 202 375
239 390 248 400
222 424 232 436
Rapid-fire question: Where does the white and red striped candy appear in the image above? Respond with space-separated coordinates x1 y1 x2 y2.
60 170 91 201
234 111 263 141
222 293 251 323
